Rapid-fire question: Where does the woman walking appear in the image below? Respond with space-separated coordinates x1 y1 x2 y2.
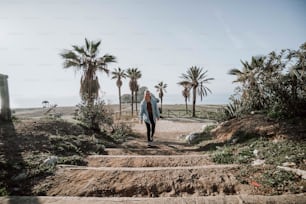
139 90 160 147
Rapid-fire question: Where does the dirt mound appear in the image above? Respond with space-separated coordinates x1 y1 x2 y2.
211 114 306 142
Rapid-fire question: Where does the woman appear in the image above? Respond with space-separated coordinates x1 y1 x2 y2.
139 90 160 147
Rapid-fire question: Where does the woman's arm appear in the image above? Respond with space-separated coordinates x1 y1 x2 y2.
154 101 160 119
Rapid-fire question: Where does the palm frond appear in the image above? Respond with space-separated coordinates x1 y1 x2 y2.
72 45 86 56
85 38 90 51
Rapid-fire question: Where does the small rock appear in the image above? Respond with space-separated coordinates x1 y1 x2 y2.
185 132 201 144
253 149 259 157
12 172 27 181
252 159 265 166
282 162 296 167
43 156 58 166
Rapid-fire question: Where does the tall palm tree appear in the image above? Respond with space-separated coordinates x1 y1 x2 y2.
179 66 214 117
60 38 116 104
154 81 167 113
111 67 126 117
126 68 142 116
178 81 191 114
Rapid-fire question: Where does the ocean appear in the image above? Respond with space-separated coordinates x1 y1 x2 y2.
9 93 230 108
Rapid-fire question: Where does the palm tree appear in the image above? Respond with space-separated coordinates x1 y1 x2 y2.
60 38 116 104
178 81 191 114
111 67 126 117
179 66 214 117
229 56 265 110
154 81 167 113
126 68 142 116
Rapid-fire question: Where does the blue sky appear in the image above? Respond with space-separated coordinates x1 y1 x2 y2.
0 0 305 108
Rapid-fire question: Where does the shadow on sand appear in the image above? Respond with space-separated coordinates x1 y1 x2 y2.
0 120 40 204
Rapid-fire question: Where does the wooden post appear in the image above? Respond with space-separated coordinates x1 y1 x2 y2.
0 74 11 121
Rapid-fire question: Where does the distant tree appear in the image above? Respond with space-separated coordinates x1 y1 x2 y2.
178 81 191 114
179 66 214 117
154 81 167 113
111 67 126 117
121 86 148 104
126 68 142 116
137 86 148 103
121 94 131 103
60 38 116 104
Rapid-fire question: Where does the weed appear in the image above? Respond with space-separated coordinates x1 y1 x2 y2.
58 155 87 166
261 169 302 194
212 146 235 164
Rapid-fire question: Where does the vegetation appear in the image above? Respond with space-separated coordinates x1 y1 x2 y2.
121 86 148 104
111 68 127 118
74 98 113 132
154 81 168 113
209 134 305 195
60 38 116 105
227 42 306 119
178 66 214 117
126 68 142 116
0 118 117 195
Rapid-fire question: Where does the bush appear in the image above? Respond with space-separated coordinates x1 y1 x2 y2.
228 43 306 120
58 155 87 166
223 99 244 120
111 122 132 142
212 147 235 164
261 169 302 194
75 98 113 131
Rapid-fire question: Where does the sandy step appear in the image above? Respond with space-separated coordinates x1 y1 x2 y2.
86 155 212 167
2 194 306 204
42 165 242 197
104 148 199 155
58 164 237 171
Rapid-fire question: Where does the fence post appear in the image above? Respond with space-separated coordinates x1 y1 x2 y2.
0 74 11 121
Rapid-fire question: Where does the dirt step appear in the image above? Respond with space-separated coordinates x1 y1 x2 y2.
86 155 212 167
104 148 199 155
2 194 306 204
42 166 243 197
58 164 237 171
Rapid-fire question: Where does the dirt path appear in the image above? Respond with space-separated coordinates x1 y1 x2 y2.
106 119 214 155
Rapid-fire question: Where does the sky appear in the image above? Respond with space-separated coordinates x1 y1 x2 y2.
0 0 305 108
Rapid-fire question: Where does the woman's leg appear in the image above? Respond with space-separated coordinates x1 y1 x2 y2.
150 118 155 140
145 122 151 142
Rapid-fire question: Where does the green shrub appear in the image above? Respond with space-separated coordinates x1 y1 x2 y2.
212 147 235 164
75 98 113 132
0 186 8 196
58 155 87 166
111 122 132 142
261 169 302 194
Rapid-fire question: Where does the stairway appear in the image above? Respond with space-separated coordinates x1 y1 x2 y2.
45 153 240 197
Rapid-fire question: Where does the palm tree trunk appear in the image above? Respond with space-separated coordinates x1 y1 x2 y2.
160 97 163 114
185 97 188 114
135 91 138 114
192 87 196 117
131 91 134 116
119 86 122 118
